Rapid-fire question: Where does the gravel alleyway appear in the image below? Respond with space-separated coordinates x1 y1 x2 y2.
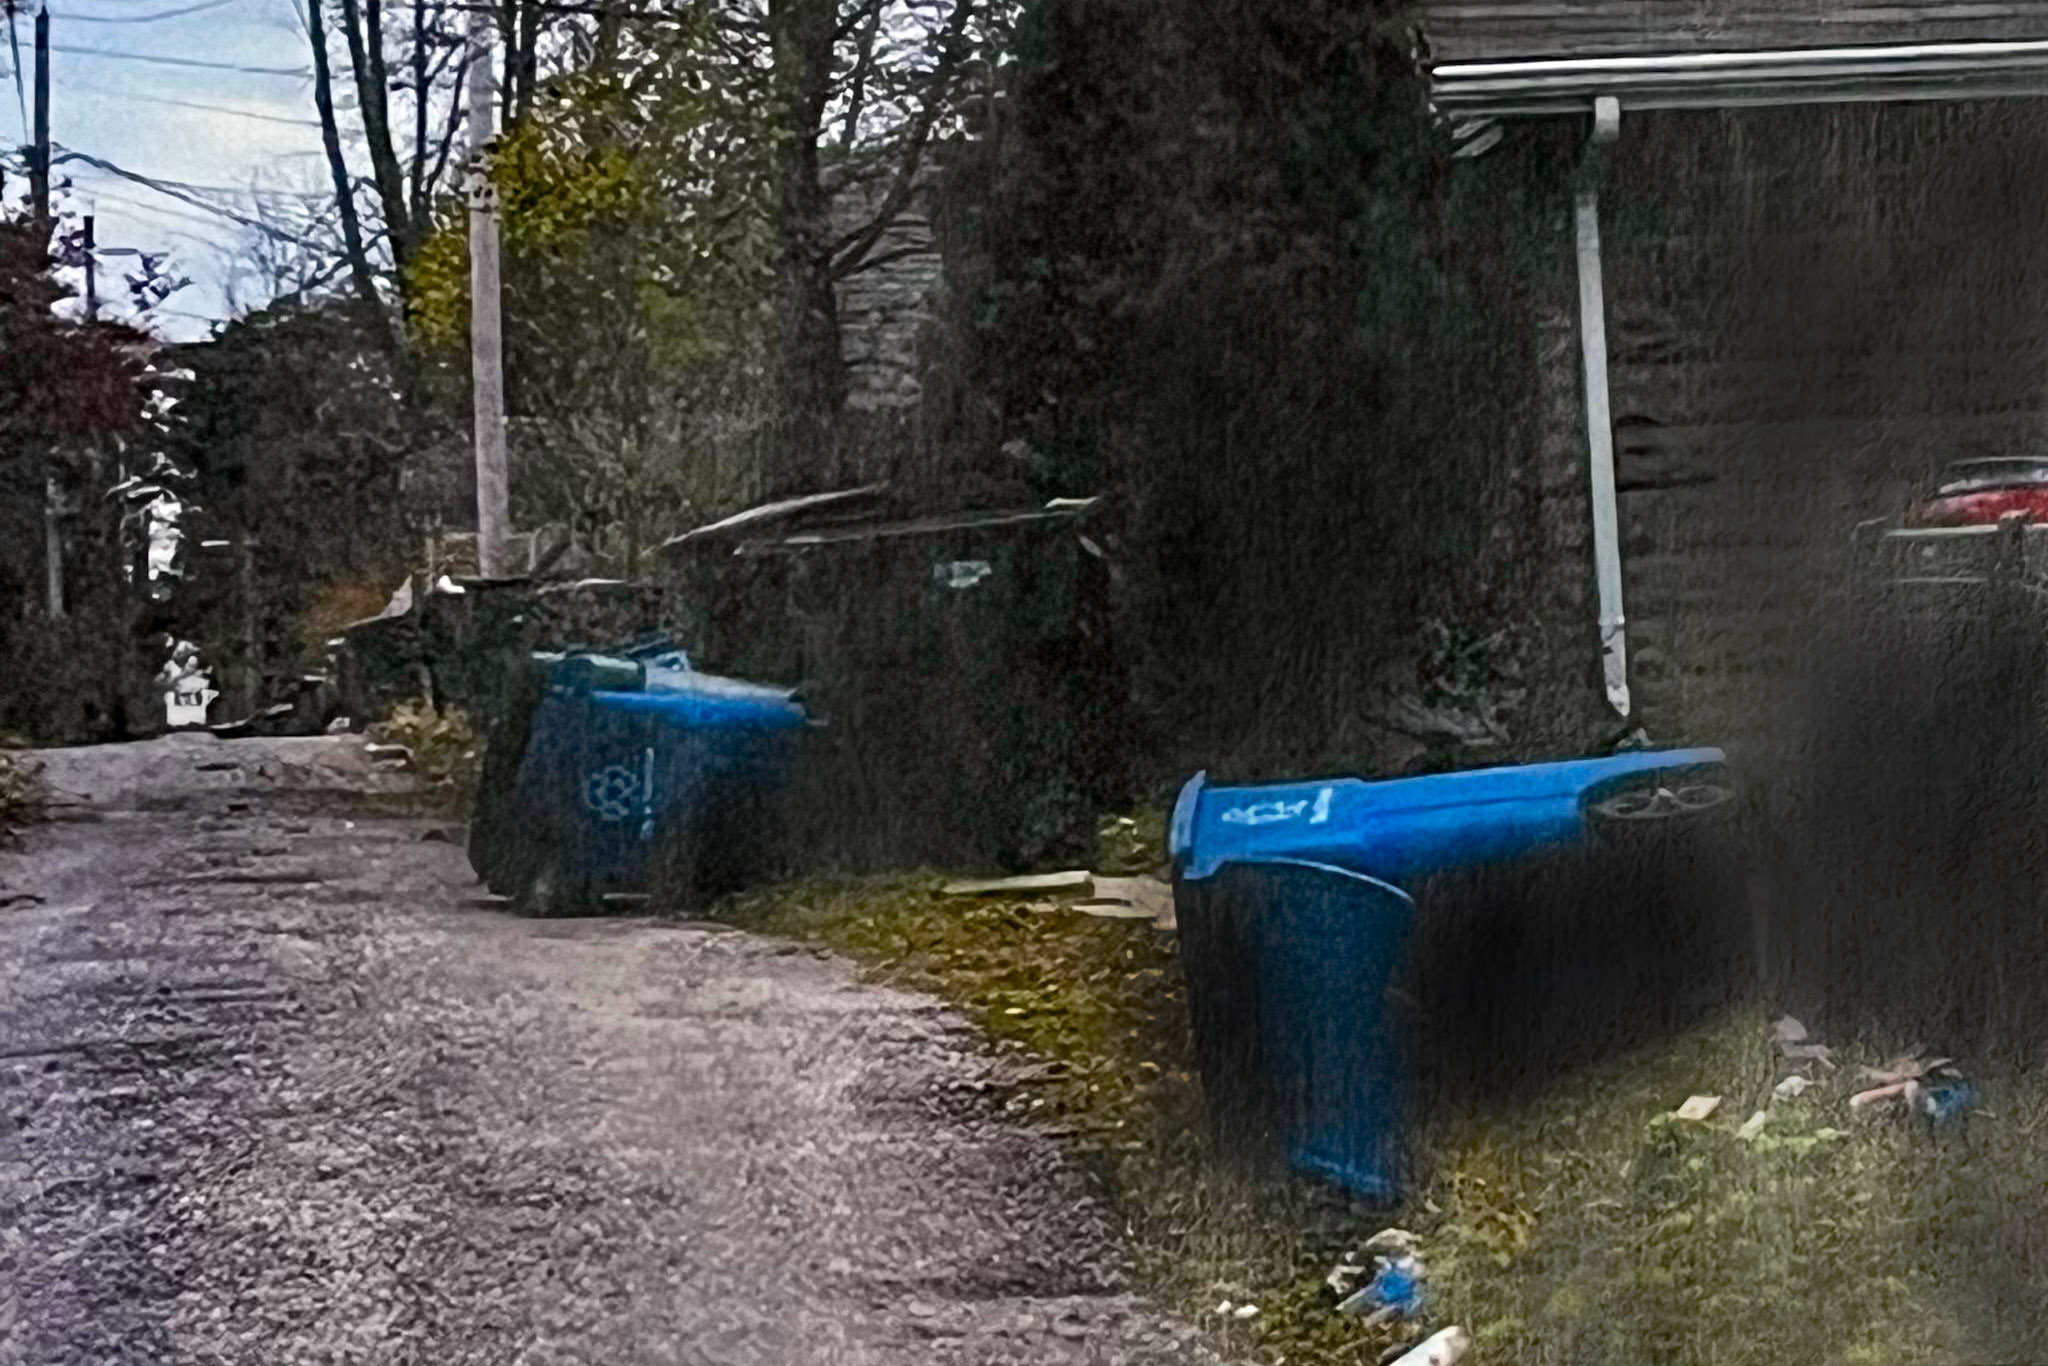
0 735 1218 1366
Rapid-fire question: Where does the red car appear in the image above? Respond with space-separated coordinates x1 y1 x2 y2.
1905 457 2048 528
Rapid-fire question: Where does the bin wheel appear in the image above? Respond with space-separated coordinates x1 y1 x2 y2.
650 806 711 914
1585 773 1741 866
1588 777 1734 827
512 824 593 918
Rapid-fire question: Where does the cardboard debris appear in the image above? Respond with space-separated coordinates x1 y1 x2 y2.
1675 1094 1723 1122
942 871 1093 898
1387 1326 1471 1366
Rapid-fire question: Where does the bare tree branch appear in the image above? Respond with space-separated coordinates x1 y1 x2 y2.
832 239 930 279
424 45 473 199
836 0 883 153
338 0 417 268
512 0 542 118
306 0 388 331
409 0 428 223
828 0 973 278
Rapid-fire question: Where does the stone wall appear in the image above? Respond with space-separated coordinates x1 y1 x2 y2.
831 164 945 414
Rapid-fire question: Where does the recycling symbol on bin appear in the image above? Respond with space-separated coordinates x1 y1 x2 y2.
584 763 644 822
1221 799 1308 827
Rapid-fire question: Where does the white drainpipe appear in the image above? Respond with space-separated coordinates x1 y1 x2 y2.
1577 96 1629 720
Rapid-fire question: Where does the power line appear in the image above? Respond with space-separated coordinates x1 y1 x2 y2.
49 42 306 76
57 150 330 200
76 184 251 234
50 150 309 241
65 76 320 124
56 0 242 22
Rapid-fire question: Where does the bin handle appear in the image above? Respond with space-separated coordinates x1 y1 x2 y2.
1168 771 1207 868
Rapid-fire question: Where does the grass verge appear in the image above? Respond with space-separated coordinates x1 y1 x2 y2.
368 698 481 817
713 864 2048 1366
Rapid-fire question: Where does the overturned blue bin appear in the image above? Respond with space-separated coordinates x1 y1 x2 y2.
1169 747 1742 1200
469 640 812 914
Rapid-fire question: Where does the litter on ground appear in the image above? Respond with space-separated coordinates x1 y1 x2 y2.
1674 1094 1723 1122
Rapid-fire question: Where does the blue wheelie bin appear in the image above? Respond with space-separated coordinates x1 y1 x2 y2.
1169 747 1740 1199
469 643 812 914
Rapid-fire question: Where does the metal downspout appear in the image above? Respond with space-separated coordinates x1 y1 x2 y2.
1576 96 1629 720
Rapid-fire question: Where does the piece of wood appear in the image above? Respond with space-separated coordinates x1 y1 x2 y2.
942 871 1093 898
1080 875 1174 921
1068 904 1156 921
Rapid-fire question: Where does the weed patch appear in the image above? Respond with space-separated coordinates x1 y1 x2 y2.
711 871 2048 1365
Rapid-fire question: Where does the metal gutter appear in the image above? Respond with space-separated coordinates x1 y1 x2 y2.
1431 38 2048 117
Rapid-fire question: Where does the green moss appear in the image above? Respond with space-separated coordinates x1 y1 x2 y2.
708 872 2048 1366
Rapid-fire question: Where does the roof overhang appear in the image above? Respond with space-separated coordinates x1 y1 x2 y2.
1431 39 2048 121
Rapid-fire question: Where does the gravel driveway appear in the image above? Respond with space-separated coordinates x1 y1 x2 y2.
0 734 1216 1365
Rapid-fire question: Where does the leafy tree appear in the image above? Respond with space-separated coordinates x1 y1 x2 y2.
942 0 1576 776
0 210 166 740
406 41 778 553
0 217 150 451
166 300 439 710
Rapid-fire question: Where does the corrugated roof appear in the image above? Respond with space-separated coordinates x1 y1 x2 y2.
1420 2 2048 64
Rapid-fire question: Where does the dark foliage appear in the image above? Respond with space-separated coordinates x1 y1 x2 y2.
0 215 160 743
934 0 1585 788
168 301 449 717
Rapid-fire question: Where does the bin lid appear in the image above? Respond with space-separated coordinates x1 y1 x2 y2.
588 671 806 731
1174 747 1727 884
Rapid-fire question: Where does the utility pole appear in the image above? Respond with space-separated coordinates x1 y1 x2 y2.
34 5 59 618
465 4 510 580
30 4 48 238
43 471 63 618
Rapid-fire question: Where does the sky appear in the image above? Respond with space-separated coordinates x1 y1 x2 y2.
4 0 337 341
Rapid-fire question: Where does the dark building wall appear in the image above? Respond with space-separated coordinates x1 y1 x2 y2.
1550 101 2048 758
